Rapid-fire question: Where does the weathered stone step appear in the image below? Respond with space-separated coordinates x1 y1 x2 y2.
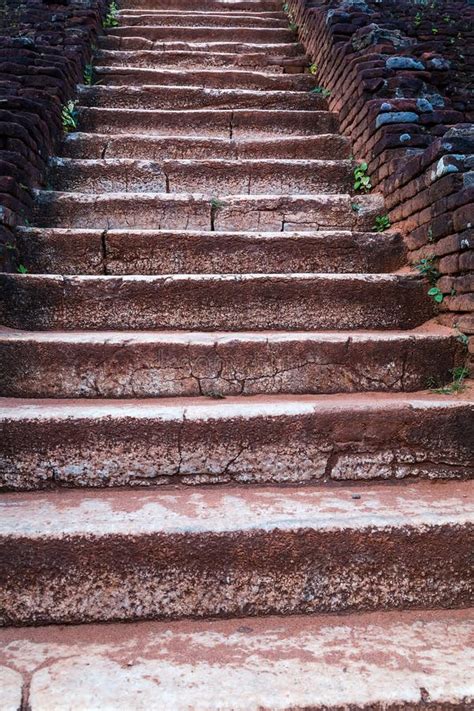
61 133 349 161
97 37 304 56
0 329 461 399
116 11 288 27
0 480 472 623
93 67 316 91
121 0 281 10
95 48 308 71
1 609 471 709
32 191 382 231
16 228 404 275
78 108 338 137
104 25 295 44
0 273 433 331
77 85 326 111
49 158 352 195
1 393 471 489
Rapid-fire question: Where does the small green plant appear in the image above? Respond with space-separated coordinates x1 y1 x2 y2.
61 100 78 133
455 328 469 347
351 203 362 213
103 1 119 29
427 286 444 303
282 2 289 11
83 63 94 85
415 256 440 285
210 197 224 209
432 367 470 395
373 215 391 232
414 11 422 27
353 162 372 193
432 26 439 34
308 63 318 75
310 86 331 98
288 21 298 31
17 264 28 274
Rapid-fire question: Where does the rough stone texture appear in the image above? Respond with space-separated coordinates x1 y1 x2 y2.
0 480 472 625
61 133 350 161
0 273 434 330
48 157 353 195
15 228 405 275
0 394 472 489
0 665 23 711
0 610 471 709
0 329 463 398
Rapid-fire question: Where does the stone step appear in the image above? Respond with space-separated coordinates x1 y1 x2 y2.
0 480 472 623
120 0 282 10
0 328 462 398
49 158 352 195
32 191 382 231
78 107 339 137
61 133 349 161
116 11 288 27
1 393 471 489
0 273 433 331
97 37 304 55
77 85 326 111
16 227 404 275
95 48 309 71
93 66 316 91
0 609 471 709
104 25 295 44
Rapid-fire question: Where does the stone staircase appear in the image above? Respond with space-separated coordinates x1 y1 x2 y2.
0 0 472 707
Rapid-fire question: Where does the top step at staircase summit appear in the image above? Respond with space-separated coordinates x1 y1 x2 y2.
0 0 473 709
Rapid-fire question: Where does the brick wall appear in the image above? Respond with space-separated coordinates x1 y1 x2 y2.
0 0 107 271
287 0 473 358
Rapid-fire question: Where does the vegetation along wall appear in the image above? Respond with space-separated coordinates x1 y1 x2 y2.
286 0 473 361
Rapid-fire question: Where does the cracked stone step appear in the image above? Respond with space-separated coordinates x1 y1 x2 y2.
94 49 309 71
93 66 317 91
97 37 305 55
0 273 433 331
104 25 296 44
0 610 472 709
116 11 289 28
15 228 405 275
0 328 462 399
77 85 326 111
49 158 353 195
61 133 350 161
0 480 472 623
1 393 472 489
32 192 382 231
78 107 339 137
121 0 282 11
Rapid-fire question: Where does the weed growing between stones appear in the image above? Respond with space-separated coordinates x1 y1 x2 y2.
61 101 78 133
103 1 119 29
429 366 470 395
353 162 372 193
310 86 331 98
83 64 94 86
427 286 444 303
373 215 391 232
415 257 440 286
